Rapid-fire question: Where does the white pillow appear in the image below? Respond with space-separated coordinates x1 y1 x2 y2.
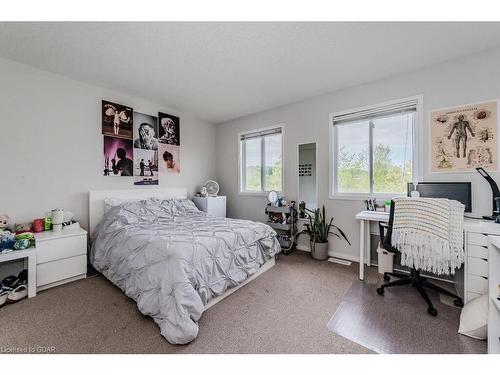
104 197 141 212
458 294 488 340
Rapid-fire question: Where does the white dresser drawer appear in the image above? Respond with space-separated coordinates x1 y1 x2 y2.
36 235 86 264
37 254 87 287
467 274 488 294
468 244 489 260
467 256 488 277
467 232 488 247
467 291 482 301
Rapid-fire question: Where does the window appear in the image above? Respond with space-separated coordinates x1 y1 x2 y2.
239 126 283 193
331 98 419 197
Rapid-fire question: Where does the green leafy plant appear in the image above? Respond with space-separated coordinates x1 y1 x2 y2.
297 206 351 245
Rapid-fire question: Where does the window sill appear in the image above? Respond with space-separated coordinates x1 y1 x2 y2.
329 193 406 201
239 191 284 197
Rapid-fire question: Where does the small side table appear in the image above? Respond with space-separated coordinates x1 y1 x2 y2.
193 196 227 217
0 248 36 298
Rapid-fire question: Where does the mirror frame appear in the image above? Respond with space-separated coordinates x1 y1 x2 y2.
296 141 318 212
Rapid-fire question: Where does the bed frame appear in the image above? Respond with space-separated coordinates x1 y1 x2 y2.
88 188 275 311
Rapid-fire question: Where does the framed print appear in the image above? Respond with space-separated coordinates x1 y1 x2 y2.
102 100 133 139
430 100 498 172
158 112 180 145
159 144 180 174
133 148 159 185
133 112 158 150
103 136 134 177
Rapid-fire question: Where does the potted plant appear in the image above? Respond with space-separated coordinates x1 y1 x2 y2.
296 206 350 260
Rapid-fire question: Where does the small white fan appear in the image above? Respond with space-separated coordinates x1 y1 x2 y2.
204 180 219 197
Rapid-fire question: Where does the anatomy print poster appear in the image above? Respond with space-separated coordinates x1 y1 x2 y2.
431 100 498 172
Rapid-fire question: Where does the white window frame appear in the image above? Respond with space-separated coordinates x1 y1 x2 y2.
238 124 285 196
329 95 423 200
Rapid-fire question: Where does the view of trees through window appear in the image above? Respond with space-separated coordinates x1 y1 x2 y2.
242 132 282 192
336 112 414 194
245 159 282 192
338 144 412 194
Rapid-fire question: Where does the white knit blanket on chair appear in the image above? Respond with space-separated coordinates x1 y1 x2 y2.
391 197 465 275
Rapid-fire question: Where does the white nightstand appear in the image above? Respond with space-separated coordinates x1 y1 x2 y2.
34 227 87 292
193 196 226 217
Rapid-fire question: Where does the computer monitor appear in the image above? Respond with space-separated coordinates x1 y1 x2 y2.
407 182 472 213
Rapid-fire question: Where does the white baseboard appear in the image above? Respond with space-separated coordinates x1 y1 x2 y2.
328 257 352 266
295 245 310 252
329 251 362 263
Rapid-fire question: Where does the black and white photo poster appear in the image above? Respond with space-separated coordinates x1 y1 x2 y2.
102 100 133 139
158 112 180 174
158 112 180 145
133 148 159 185
132 111 159 184
133 112 159 150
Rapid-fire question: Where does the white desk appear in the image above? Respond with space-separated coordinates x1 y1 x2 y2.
356 210 500 302
355 210 390 281
0 248 36 298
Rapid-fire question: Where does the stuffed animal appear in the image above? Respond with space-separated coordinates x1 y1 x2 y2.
15 222 32 234
13 232 35 250
0 215 10 232
0 231 15 251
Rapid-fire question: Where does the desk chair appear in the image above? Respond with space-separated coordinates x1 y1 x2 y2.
376 201 464 316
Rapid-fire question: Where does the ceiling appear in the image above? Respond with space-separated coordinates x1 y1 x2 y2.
1 22 500 124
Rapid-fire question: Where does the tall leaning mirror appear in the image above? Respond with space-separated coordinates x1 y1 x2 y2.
297 142 318 212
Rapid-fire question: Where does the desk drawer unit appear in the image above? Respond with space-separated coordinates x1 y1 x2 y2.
468 233 488 247
465 232 489 303
468 244 488 259
467 256 489 277
467 274 488 294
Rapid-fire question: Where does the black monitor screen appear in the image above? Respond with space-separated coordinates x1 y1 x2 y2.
407 182 472 213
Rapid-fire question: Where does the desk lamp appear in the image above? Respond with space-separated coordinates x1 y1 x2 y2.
476 167 500 220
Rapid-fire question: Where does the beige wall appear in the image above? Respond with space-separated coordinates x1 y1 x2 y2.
0 57 217 229
215 47 500 261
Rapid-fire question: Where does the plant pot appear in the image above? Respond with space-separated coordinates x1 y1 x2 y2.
310 241 329 260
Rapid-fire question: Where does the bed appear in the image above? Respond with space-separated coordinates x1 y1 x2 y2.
88 188 280 344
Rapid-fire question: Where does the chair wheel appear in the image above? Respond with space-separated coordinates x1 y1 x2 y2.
427 307 438 316
383 274 390 281
376 287 384 295
454 299 464 308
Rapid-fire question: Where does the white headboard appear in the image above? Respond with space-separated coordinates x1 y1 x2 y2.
88 188 188 236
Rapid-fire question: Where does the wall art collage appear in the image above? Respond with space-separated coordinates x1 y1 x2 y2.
102 100 180 184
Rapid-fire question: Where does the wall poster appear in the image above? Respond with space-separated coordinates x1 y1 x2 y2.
103 136 134 177
158 112 180 174
102 100 133 139
430 100 498 172
133 112 159 185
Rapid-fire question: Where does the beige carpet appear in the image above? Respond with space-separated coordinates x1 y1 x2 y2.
0 251 375 354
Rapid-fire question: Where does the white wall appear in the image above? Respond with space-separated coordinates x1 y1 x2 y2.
0 57 217 229
215 47 500 261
